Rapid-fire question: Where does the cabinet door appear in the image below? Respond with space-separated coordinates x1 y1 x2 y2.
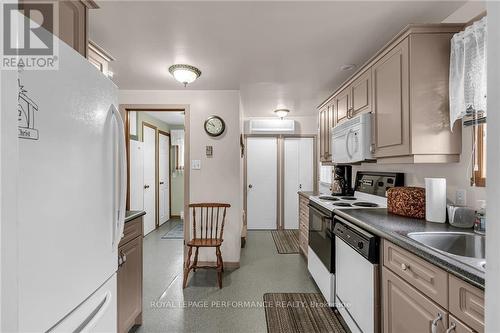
325 103 333 159
373 38 410 158
59 1 88 57
383 267 448 333
336 88 350 124
118 236 143 333
448 316 476 333
319 108 326 162
351 68 372 116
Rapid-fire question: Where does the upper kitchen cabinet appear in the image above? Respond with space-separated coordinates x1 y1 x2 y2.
319 101 334 164
88 40 114 77
319 24 464 164
19 0 99 57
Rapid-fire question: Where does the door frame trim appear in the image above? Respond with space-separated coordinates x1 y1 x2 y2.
142 121 158 229
243 134 317 231
158 130 171 223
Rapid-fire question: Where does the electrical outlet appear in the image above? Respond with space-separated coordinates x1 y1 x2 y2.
455 189 467 206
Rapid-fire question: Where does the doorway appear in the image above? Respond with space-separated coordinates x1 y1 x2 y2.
124 108 187 236
245 135 317 231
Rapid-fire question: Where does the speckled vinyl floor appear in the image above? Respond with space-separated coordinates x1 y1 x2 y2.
132 220 319 333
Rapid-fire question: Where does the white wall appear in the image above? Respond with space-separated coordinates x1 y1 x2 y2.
120 90 242 263
486 3 500 331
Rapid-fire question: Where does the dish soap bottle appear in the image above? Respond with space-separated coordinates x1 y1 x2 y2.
474 200 486 235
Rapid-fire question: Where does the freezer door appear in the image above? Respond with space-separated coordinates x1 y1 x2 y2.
17 40 121 331
49 274 117 333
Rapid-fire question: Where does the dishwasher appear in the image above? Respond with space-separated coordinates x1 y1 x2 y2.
333 215 380 333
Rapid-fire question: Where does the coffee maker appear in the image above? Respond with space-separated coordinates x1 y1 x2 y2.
331 165 354 196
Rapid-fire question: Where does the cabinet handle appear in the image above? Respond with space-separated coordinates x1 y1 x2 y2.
445 322 456 333
431 313 443 333
401 263 410 271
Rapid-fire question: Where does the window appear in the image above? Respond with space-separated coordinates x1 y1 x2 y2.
472 124 486 187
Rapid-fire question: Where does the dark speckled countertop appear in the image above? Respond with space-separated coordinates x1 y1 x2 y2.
335 208 485 289
125 210 146 223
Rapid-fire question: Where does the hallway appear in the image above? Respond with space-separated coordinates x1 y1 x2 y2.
135 222 318 333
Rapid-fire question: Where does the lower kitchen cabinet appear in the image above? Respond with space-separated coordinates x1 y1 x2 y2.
382 267 448 333
382 240 484 333
118 216 144 333
298 194 309 258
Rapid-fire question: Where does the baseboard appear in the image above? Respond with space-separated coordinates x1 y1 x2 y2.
241 237 246 248
197 261 240 269
170 215 181 219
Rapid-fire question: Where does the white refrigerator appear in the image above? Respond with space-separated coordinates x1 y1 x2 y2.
15 37 126 331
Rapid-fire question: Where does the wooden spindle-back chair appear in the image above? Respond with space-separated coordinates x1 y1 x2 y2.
183 203 230 288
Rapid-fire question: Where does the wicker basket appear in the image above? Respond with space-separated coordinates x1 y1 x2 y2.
387 187 426 219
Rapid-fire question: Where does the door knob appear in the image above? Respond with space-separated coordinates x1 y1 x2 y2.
299 184 302 189
160 181 164 185
248 184 253 189
144 184 150 189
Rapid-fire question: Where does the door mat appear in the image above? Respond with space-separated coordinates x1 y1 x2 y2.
271 230 299 254
264 293 349 333
161 223 184 239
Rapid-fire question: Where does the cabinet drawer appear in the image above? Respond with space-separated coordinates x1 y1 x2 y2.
120 216 143 246
449 275 484 332
449 315 476 333
383 240 448 307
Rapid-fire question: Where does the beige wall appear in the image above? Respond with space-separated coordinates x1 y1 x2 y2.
120 90 242 263
351 126 486 208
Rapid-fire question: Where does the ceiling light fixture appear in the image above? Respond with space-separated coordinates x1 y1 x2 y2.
340 64 357 71
168 64 202 87
274 109 290 119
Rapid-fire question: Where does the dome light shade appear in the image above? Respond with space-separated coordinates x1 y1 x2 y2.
274 109 290 118
168 64 202 87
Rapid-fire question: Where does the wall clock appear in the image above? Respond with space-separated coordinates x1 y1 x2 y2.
204 115 225 137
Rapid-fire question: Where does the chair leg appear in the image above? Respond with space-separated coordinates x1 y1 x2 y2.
216 246 223 288
193 247 199 272
183 246 193 289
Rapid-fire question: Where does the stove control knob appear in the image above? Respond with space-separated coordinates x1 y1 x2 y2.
358 242 364 249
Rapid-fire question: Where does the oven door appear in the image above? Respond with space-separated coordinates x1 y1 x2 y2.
308 203 334 272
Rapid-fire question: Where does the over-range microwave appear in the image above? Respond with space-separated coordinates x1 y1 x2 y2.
331 113 374 164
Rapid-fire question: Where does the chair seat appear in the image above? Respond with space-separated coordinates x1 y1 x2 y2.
187 238 223 247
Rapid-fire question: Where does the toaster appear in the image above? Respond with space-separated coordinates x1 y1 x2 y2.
447 205 475 228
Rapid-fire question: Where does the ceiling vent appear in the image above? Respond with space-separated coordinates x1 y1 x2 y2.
248 119 295 133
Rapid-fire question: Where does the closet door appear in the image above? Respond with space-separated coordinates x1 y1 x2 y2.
158 132 170 226
143 125 156 235
284 138 314 229
247 137 278 230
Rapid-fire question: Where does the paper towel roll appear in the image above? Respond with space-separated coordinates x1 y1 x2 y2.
425 178 447 223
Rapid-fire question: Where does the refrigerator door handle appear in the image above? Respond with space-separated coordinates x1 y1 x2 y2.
111 105 127 247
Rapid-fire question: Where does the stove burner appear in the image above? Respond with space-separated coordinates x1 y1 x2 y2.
352 202 379 207
319 196 340 201
333 202 352 207
340 196 357 201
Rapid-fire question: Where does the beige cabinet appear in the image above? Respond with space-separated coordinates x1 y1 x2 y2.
351 68 372 117
118 216 144 333
319 102 334 164
336 88 350 124
298 194 309 257
88 40 114 77
373 39 410 158
383 267 448 333
382 241 484 333
318 24 463 163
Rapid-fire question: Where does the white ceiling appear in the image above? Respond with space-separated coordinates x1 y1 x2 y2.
89 1 466 117
145 111 185 125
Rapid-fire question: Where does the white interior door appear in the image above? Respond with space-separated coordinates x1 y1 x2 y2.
129 140 144 210
143 125 156 234
159 133 170 225
247 137 277 229
284 138 314 229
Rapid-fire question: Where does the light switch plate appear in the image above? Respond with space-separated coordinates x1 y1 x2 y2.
191 159 201 170
455 189 467 206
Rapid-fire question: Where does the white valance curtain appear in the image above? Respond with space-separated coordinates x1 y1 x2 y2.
449 17 487 128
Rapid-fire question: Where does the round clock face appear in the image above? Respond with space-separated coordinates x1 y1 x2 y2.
204 116 225 137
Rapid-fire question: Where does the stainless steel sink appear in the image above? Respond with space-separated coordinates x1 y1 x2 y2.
407 232 485 259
